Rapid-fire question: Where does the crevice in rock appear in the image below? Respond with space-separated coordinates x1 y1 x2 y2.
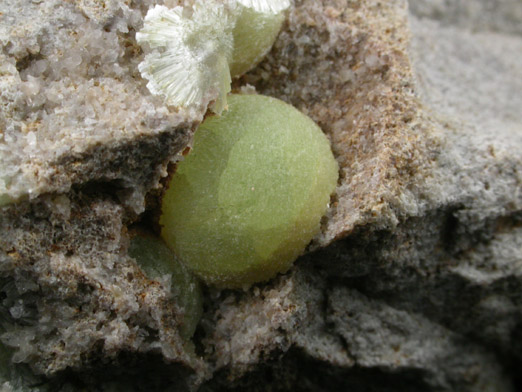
199 347 433 392
15 52 43 73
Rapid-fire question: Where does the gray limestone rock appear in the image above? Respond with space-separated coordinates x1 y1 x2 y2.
0 0 521 391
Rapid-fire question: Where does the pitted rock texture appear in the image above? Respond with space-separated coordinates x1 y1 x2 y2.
0 0 199 212
0 193 206 376
0 0 521 391
245 0 440 245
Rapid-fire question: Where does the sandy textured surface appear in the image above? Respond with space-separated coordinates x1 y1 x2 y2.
1 0 521 391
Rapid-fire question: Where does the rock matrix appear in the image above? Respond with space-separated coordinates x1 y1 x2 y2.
0 0 521 391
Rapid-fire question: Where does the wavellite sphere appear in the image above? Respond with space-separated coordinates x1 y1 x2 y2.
128 233 202 339
160 94 338 288
229 5 286 77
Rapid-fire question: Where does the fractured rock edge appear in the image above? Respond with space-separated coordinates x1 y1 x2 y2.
0 0 520 391
200 266 513 392
201 0 521 390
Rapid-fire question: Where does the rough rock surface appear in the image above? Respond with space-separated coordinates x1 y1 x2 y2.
0 0 521 391
0 0 198 212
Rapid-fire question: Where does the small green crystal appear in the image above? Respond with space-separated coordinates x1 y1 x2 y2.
160 94 338 288
229 5 286 77
136 1 289 113
0 194 13 207
128 233 203 339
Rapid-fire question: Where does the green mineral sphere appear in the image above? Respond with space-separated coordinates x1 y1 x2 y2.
128 233 203 339
0 194 13 207
160 94 338 288
229 6 286 77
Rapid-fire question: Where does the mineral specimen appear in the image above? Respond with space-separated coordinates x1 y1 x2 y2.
128 232 203 340
136 0 289 113
160 94 338 288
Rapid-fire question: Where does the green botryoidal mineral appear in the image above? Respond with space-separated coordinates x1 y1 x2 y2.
128 233 203 340
229 1 289 77
136 0 290 113
160 94 338 288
